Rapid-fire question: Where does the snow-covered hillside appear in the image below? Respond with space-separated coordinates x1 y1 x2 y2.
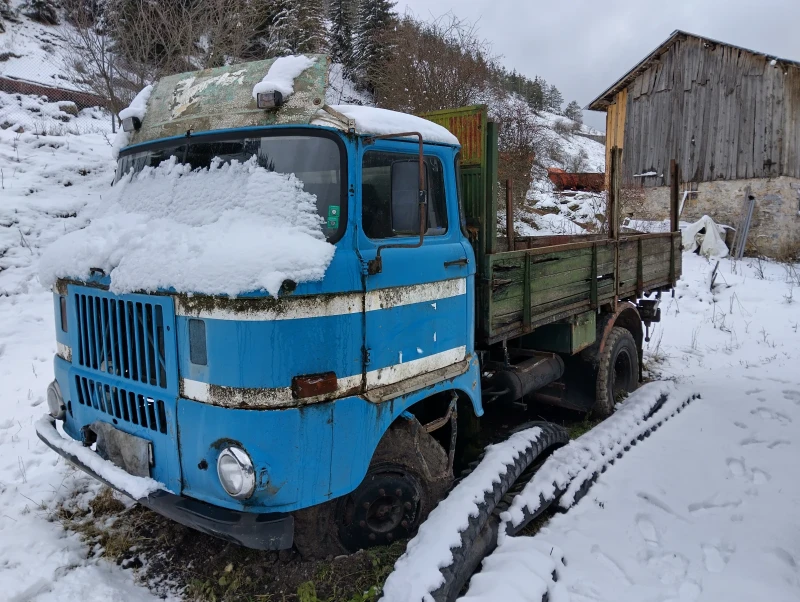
516 110 607 237
0 1 72 89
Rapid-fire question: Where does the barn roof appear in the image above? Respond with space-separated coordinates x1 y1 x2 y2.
587 30 800 112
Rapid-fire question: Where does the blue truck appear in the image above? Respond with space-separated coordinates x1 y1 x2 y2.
38 56 681 557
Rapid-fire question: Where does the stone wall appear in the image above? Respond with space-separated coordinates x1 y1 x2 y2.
630 176 800 258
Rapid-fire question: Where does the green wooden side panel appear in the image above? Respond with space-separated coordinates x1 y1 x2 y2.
129 55 329 146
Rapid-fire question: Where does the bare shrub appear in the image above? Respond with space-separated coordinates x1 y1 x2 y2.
61 0 271 116
492 94 545 209
565 148 589 173
374 12 498 114
553 119 572 136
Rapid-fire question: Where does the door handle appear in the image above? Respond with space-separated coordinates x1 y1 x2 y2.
444 257 469 268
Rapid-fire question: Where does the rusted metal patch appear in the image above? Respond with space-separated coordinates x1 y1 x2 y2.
181 376 363 410
174 279 466 321
174 292 363 321
363 357 471 404
292 372 338 399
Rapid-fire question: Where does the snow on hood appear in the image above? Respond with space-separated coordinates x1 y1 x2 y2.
312 105 460 146
252 55 315 99
39 156 335 297
112 85 153 159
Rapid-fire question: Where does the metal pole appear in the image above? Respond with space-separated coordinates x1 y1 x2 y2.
670 160 679 232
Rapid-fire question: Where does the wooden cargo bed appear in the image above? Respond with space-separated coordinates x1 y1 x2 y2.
480 232 681 344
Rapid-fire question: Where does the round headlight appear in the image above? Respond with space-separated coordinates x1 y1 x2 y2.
47 380 65 420
216 446 255 500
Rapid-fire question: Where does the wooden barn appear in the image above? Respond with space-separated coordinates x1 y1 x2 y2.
588 30 800 257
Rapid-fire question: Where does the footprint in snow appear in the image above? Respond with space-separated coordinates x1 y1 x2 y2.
751 468 771 484
701 542 735 573
636 492 686 520
751 407 792 424
745 388 764 395
769 547 798 570
767 440 791 449
646 550 690 585
590 544 634 585
739 436 790 448
726 458 746 477
726 458 771 485
732 421 748 429
782 390 800 404
636 514 659 545
687 495 742 514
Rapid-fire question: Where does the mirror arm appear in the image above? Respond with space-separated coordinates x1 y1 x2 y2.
364 132 426 275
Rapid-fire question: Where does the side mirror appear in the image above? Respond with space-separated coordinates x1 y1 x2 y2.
365 131 427 275
390 160 428 234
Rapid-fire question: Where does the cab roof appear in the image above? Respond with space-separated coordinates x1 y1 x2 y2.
125 55 459 148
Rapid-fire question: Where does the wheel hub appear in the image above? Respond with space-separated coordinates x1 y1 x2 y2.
337 468 421 550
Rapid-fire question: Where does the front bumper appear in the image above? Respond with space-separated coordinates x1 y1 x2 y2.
36 416 294 550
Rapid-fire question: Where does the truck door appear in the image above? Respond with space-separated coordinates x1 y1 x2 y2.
358 140 473 398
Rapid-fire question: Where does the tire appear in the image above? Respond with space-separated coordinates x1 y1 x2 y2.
293 417 452 559
594 326 639 418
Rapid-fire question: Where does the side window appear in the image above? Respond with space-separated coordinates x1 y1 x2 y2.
362 151 448 239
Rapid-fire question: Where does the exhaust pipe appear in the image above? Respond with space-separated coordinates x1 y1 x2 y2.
482 353 565 406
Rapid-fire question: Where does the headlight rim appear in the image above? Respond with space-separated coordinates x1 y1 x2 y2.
216 445 256 500
47 380 66 420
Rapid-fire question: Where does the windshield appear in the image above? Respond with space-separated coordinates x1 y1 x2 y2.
116 131 346 242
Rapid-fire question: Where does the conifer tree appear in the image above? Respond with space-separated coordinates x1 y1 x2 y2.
544 84 564 113
353 0 396 88
296 0 326 54
267 0 326 56
564 100 583 125
328 0 354 67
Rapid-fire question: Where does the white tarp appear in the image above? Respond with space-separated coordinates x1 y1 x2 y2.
681 215 729 258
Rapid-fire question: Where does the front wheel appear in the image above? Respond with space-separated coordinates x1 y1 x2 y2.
594 326 639 417
293 417 453 559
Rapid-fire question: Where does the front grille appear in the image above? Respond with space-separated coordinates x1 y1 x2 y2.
74 293 168 389
75 375 168 434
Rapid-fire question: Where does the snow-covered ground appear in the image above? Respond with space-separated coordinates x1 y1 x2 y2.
0 111 174 601
454 252 800 602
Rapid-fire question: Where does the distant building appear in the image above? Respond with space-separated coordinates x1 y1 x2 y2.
588 30 800 258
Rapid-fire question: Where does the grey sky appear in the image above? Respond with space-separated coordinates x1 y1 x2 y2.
394 0 800 131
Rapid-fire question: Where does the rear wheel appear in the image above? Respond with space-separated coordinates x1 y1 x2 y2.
594 326 639 417
293 417 452 559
